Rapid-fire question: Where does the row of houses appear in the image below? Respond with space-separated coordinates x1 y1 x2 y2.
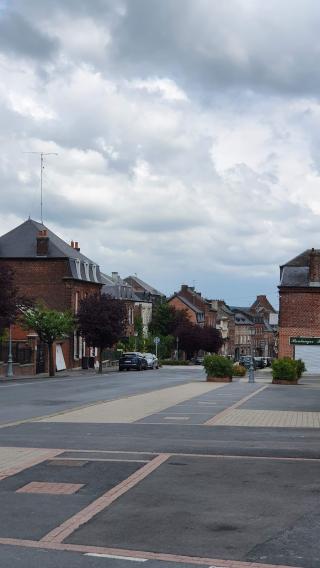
0 218 277 376
168 285 278 360
0 218 164 376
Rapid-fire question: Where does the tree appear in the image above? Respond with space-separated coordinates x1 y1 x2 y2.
22 306 74 377
77 294 127 373
198 326 223 353
174 322 223 359
0 266 20 336
150 303 190 337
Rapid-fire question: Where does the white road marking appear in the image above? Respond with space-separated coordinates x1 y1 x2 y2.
164 416 190 420
85 553 148 561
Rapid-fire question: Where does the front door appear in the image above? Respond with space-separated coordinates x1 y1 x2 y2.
36 343 46 374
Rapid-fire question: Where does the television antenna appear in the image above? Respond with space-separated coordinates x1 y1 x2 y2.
24 151 58 224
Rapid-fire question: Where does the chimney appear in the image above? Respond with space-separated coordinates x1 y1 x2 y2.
71 240 74 248
112 271 120 282
309 248 320 286
36 229 49 256
181 284 188 292
74 241 80 252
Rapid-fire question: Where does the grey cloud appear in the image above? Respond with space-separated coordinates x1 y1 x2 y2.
0 10 58 60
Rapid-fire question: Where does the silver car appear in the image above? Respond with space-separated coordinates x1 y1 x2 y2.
143 353 159 369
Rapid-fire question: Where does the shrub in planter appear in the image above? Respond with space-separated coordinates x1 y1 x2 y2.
232 364 246 377
296 359 306 379
203 355 233 382
272 358 299 383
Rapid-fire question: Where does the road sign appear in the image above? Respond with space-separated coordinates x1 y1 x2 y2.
154 337 160 345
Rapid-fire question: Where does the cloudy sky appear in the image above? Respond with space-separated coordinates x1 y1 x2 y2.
1 0 320 307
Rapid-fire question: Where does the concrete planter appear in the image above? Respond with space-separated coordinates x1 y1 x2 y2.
272 379 298 385
206 376 232 383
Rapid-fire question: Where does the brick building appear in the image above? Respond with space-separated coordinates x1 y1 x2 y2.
101 272 152 338
278 248 320 371
124 275 165 305
168 285 217 328
232 296 277 361
210 300 235 357
0 219 102 376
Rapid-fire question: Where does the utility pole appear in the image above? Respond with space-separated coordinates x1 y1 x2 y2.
24 152 58 223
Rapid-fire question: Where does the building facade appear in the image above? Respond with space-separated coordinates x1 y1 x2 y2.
168 285 217 328
0 219 102 376
278 248 320 371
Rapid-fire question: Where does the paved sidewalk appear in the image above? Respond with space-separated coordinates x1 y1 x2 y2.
0 447 60 479
210 408 320 427
39 382 225 424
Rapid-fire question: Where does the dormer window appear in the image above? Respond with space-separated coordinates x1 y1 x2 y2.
92 264 98 282
84 261 90 281
75 259 81 280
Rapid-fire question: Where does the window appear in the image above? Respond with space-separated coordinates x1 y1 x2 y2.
75 291 79 314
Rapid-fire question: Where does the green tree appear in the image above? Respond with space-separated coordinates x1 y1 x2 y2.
150 303 190 337
22 306 74 377
77 294 127 373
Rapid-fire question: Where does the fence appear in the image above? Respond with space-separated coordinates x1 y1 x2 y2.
0 342 33 365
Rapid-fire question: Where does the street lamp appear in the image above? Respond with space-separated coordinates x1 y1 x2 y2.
248 326 255 383
176 336 179 360
6 324 13 378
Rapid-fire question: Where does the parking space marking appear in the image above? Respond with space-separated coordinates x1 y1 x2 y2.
40 453 170 544
85 553 148 562
0 537 303 567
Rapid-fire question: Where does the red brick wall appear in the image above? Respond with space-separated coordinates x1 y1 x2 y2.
0 258 101 372
168 297 195 323
279 288 320 357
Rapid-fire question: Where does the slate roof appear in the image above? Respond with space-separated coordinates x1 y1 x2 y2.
100 273 141 301
280 266 309 287
279 249 316 287
0 219 102 284
172 294 204 314
124 275 164 297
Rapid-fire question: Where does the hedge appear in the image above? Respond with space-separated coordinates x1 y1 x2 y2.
272 358 305 381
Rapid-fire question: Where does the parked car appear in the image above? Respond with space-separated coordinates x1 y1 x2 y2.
253 357 266 369
193 356 204 365
263 357 272 367
119 352 148 372
142 353 159 369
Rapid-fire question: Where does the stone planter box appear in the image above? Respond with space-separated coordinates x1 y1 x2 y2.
272 379 298 385
206 376 232 383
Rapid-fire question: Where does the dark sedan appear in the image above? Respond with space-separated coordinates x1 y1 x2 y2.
119 352 148 372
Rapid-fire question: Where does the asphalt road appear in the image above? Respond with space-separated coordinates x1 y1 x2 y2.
0 367 319 568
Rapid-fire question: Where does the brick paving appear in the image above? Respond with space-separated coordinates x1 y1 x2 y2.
39 383 224 424
0 447 62 480
17 482 84 495
0 537 303 567
211 408 320 427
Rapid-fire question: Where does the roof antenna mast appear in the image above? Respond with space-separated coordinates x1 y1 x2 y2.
24 151 58 224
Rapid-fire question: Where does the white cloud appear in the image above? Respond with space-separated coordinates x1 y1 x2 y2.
2 0 320 305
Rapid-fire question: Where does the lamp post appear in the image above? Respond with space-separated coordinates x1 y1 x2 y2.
248 329 255 383
6 324 13 378
176 336 179 360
